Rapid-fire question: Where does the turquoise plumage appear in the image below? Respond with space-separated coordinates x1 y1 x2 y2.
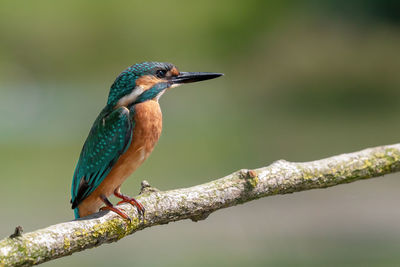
71 106 134 217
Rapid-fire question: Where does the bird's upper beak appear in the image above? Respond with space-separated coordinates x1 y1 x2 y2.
170 72 223 84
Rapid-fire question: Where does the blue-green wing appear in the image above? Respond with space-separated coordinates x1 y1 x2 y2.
71 106 133 209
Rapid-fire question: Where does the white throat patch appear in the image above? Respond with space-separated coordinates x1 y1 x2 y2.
116 86 144 107
169 83 181 89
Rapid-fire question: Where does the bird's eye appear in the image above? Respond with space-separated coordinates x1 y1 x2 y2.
156 69 167 78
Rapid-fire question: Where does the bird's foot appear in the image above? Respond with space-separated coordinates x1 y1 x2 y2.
99 206 131 222
114 191 145 217
100 194 131 222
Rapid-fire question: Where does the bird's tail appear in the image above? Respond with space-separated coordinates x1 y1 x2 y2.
74 207 80 219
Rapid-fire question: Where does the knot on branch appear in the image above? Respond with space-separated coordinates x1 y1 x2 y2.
9 226 23 238
139 180 160 195
238 169 259 190
190 212 211 222
239 169 257 179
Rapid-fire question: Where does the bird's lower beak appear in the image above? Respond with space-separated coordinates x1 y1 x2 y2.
171 72 223 84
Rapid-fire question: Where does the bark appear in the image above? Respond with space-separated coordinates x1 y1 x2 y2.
1 143 400 267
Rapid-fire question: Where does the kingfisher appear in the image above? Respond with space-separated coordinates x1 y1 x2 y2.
71 62 222 220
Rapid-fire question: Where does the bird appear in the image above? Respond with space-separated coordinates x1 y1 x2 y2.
71 62 223 220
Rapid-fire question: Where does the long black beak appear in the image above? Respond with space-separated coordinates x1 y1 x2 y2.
171 72 223 84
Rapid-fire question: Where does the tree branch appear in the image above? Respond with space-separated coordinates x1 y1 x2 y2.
1 143 400 266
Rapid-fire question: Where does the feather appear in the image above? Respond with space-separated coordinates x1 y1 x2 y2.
71 106 134 210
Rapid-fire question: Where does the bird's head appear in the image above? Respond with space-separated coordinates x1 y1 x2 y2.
107 62 223 107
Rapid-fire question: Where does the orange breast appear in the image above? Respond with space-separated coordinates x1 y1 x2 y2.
78 100 162 217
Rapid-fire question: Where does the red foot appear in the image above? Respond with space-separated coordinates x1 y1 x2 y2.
114 191 145 217
100 206 131 222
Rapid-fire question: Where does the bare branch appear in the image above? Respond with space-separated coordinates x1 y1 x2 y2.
1 143 400 266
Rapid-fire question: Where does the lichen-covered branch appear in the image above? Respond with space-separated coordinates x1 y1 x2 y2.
1 144 400 267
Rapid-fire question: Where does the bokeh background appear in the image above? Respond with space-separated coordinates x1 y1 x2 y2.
1 1 400 266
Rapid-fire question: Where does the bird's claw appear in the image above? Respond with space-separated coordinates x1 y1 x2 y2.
117 198 145 220
100 205 131 222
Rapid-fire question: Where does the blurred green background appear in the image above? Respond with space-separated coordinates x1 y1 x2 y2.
1 0 400 266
